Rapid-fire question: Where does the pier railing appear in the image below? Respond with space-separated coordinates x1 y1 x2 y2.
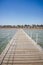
25 31 43 48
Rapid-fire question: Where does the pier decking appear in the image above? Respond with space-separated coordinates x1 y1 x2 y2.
0 29 43 65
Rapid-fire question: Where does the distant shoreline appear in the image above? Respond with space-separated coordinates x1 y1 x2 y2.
0 24 43 30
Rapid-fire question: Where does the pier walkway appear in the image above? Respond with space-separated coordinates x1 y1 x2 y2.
0 29 43 65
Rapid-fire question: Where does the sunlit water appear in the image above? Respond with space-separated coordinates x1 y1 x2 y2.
0 29 17 54
24 29 43 48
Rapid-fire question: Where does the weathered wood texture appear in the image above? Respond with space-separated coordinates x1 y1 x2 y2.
0 29 43 65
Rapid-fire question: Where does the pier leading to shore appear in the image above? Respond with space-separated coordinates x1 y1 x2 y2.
0 29 43 65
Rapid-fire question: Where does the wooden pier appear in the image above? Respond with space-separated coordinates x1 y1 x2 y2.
0 29 43 65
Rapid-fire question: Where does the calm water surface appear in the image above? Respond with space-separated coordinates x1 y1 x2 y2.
0 29 17 54
24 29 43 48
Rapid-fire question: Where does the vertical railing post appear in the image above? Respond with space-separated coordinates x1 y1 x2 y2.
36 33 38 44
31 32 32 38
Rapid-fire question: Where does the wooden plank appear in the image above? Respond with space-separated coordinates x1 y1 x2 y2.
0 29 43 65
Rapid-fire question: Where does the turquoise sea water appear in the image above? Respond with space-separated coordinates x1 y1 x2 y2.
24 29 43 48
0 29 17 54
0 29 43 54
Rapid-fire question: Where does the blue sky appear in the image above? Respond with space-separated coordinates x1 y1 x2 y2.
0 0 43 25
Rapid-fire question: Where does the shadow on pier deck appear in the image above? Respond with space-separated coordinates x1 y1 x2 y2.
0 29 43 65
